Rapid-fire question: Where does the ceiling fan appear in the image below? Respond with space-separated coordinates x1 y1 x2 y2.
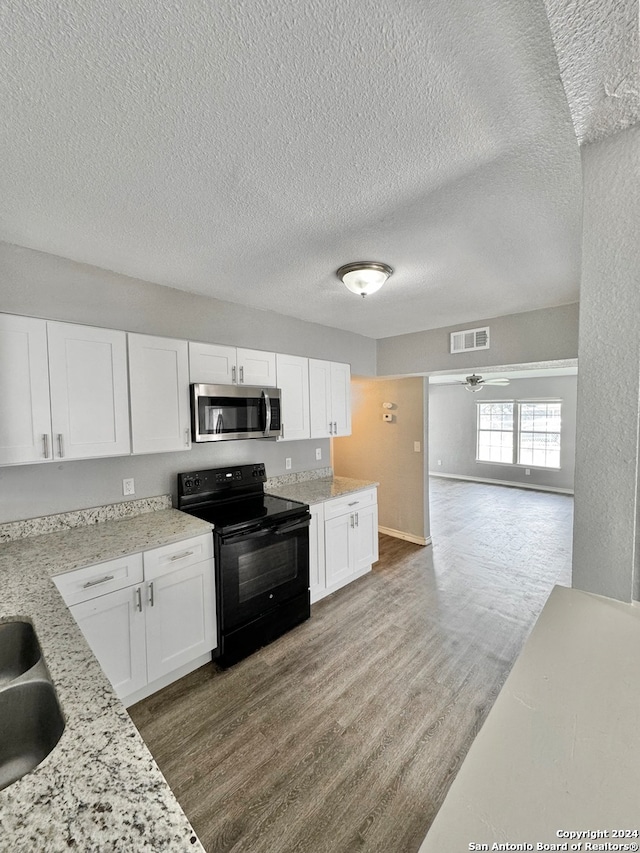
440 373 511 392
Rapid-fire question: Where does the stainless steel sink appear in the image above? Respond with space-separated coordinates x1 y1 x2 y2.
0 620 65 791
0 620 42 686
0 681 65 790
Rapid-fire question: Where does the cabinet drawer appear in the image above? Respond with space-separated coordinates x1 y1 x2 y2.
53 553 144 606
323 488 377 521
143 533 213 580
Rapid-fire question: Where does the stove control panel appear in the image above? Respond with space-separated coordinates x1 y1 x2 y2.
178 463 267 497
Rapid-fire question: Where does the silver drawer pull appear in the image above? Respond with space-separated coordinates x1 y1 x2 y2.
169 550 194 561
135 586 142 612
149 581 155 607
42 433 50 459
348 501 359 506
83 575 115 589
57 433 64 458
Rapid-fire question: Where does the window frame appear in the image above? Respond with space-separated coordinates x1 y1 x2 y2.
475 398 562 470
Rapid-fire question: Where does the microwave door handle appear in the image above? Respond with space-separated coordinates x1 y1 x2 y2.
262 390 271 436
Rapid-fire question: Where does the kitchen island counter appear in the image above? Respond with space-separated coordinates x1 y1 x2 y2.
0 505 209 852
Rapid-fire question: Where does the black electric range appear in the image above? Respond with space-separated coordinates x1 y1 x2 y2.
177 464 311 667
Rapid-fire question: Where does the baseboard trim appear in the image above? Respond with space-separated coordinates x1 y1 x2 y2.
378 525 431 546
428 472 574 495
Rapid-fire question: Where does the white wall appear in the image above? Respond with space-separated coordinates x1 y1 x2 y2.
0 241 376 523
429 375 577 492
572 126 640 602
332 377 430 543
376 303 579 377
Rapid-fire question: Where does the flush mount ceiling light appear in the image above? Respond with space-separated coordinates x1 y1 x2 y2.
336 262 393 297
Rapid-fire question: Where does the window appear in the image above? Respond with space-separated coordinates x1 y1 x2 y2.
477 402 514 463
518 401 561 468
476 400 561 469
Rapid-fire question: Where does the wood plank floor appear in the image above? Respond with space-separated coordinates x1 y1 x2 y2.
129 478 573 853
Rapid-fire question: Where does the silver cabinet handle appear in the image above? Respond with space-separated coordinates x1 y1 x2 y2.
184 427 190 446
42 433 50 459
57 433 64 458
329 422 333 435
169 550 194 562
333 421 338 434
135 586 142 612
348 501 359 506
232 365 237 383
83 575 115 589
350 513 355 529
148 581 155 607
355 512 359 527
239 365 244 383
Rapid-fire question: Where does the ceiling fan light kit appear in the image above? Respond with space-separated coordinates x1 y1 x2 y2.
337 262 393 297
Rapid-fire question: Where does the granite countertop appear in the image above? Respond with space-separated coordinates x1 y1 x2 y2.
0 507 211 852
266 475 378 505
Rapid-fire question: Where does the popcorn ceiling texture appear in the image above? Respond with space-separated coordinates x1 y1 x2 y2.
0 0 582 338
543 0 640 145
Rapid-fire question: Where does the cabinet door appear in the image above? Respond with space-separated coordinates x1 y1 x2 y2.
324 512 354 590
276 353 310 441
309 503 326 602
145 559 216 683
237 348 277 387
189 342 236 384
308 359 332 439
48 322 130 460
330 362 352 436
70 586 147 700
353 502 379 574
0 314 52 465
129 334 191 454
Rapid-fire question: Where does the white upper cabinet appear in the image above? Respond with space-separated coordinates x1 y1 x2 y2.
276 353 310 441
128 333 191 454
47 322 131 460
309 359 351 438
189 342 276 387
0 314 52 465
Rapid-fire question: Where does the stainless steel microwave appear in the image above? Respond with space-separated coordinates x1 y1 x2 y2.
191 384 281 442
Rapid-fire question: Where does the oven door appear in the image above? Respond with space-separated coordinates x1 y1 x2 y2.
191 383 281 441
215 512 311 633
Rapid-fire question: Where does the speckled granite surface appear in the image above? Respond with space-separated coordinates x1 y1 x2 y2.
266 475 378 505
0 509 210 852
0 495 173 543
265 466 332 491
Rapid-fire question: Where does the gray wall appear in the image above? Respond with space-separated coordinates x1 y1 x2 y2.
0 241 376 374
0 241 376 523
428 375 577 492
572 126 640 602
332 377 430 543
376 303 579 377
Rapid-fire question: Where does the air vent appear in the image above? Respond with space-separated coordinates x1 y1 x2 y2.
450 326 490 354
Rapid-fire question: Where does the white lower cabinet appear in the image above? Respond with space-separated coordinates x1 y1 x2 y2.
54 533 216 706
311 488 378 603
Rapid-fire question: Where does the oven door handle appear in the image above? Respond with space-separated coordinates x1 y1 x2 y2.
272 515 311 535
219 526 273 544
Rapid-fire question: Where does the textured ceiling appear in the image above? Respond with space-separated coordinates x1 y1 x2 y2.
0 0 606 338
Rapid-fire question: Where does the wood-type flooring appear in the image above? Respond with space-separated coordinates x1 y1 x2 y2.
129 478 573 853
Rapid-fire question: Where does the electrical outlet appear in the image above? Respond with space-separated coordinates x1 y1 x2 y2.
122 478 135 496
315 448 322 461
525 468 531 475
414 441 421 452
437 459 442 466
285 458 292 470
